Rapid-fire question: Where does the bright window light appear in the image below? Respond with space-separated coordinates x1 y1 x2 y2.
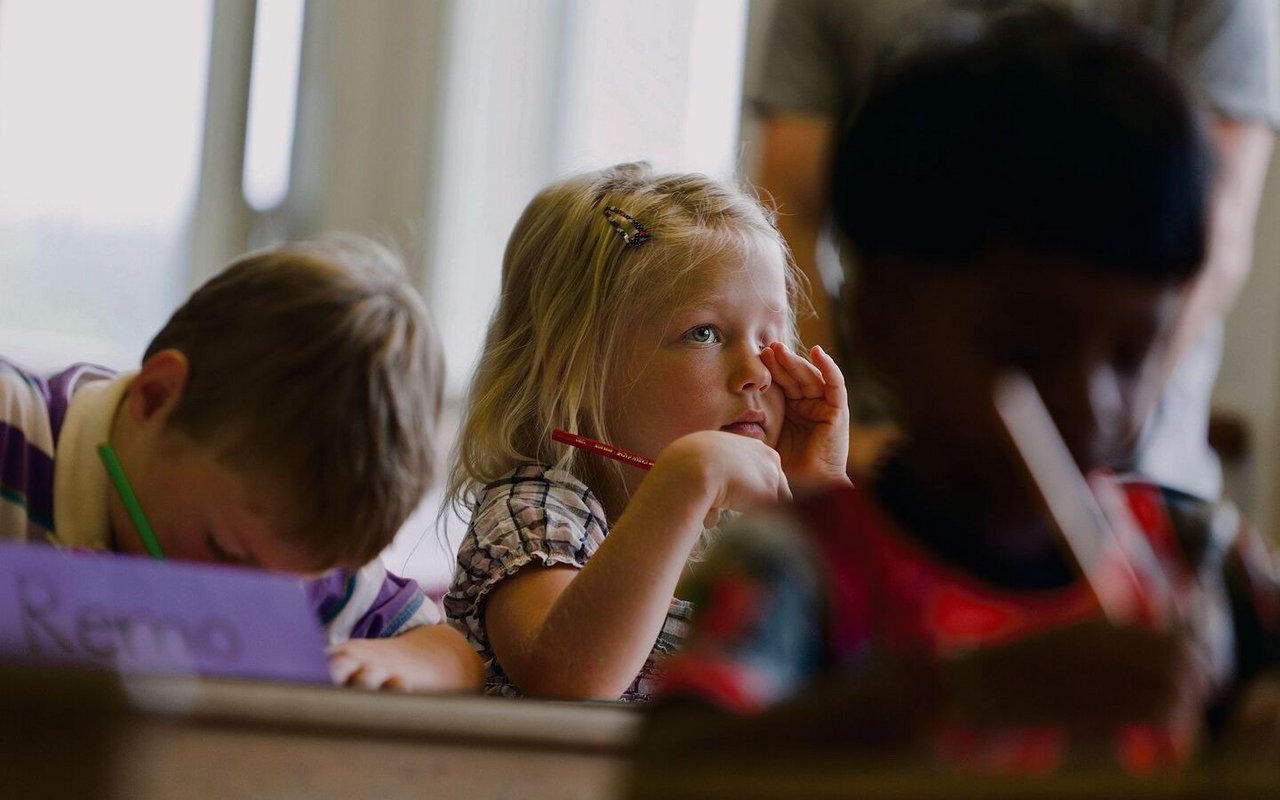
0 1 212 228
0 0 213 360
242 0 305 212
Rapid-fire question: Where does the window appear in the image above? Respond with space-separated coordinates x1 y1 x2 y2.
426 0 751 398
0 0 214 369
0 0 753 587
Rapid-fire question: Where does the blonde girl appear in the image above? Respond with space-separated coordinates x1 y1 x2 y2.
443 163 849 701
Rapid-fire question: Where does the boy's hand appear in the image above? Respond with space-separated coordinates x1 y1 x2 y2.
762 343 850 485
328 624 484 693
658 430 792 529
941 618 1208 749
1221 668 1280 761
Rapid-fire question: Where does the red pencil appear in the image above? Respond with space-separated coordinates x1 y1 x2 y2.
551 429 654 471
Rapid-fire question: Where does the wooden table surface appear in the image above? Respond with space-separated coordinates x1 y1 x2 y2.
9 665 1279 800
0 664 639 799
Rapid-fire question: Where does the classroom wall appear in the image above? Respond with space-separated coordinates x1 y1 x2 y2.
0 0 752 591
1215 145 1280 539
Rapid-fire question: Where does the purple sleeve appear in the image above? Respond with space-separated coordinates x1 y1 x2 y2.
309 561 438 642
0 359 111 540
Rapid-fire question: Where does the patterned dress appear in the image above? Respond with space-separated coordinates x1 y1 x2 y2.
445 464 693 701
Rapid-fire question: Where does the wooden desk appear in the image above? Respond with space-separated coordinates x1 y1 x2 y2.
0 665 638 799
624 736 1280 800
13 665 1279 799
627 757 1255 800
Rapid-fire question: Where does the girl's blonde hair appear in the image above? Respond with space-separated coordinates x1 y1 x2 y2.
446 162 804 519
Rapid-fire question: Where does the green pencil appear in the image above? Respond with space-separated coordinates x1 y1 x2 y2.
97 442 165 560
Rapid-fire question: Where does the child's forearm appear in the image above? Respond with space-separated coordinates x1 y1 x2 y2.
488 457 713 700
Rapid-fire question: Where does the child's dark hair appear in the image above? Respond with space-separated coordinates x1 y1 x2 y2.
831 2 1214 280
145 234 444 569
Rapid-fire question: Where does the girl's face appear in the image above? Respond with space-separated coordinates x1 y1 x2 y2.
607 242 789 471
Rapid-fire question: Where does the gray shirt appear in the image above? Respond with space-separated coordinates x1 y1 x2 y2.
753 0 1280 127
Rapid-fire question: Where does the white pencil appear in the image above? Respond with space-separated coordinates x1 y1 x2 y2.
993 371 1174 625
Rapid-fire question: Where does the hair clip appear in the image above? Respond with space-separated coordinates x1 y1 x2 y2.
602 206 650 247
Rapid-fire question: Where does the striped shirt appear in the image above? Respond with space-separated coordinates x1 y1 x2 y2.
0 356 436 643
445 464 693 702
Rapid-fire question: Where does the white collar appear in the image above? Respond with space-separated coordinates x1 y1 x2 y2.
53 371 136 549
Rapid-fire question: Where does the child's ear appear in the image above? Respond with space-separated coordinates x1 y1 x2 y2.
127 349 190 425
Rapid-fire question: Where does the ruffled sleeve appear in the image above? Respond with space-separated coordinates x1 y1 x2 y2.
443 466 609 672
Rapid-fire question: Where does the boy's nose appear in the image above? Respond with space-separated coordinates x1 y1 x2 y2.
1044 363 1127 469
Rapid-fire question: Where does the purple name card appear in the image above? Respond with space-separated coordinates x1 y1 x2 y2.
0 541 331 683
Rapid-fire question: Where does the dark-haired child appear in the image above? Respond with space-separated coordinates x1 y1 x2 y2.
644 4 1280 774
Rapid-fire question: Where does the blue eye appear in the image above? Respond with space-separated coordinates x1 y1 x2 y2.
683 325 720 345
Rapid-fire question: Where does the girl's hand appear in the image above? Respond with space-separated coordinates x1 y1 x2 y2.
658 429 793 528
762 342 850 486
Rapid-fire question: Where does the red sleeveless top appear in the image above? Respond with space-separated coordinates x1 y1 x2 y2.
791 478 1192 775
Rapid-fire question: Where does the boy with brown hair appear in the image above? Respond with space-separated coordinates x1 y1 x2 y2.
0 235 481 691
